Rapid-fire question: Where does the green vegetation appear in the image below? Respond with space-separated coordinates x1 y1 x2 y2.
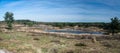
15 20 36 27
4 12 14 30
44 22 105 28
104 17 120 35
75 42 87 47
109 17 120 35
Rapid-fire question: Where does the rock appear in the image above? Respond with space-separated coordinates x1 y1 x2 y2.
0 49 12 53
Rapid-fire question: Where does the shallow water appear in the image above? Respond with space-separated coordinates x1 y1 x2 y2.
46 30 103 35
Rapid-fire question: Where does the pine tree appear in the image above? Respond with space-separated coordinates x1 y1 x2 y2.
109 17 120 35
4 12 14 30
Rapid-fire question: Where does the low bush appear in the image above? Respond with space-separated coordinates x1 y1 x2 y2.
75 43 87 47
33 38 40 40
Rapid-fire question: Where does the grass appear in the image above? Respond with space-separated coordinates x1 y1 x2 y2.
0 31 120 53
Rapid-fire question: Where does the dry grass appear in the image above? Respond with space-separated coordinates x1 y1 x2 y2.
0 32 120 53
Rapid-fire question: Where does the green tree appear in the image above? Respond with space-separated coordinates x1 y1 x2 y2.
109 17 120 35
4 12 14 30
27 22 34 27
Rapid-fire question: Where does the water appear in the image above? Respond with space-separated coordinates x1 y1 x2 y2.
46 30 103 34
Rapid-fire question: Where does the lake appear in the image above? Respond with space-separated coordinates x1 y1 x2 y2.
46 30 103 35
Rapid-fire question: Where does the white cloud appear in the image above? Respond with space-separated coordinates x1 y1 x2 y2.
4 1 24 7
0 0 120 22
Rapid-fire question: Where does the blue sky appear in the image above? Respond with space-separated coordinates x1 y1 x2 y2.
0 0 120 22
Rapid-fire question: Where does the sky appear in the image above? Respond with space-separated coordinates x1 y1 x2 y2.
0 0 120 22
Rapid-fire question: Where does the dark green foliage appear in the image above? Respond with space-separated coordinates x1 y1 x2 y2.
44 22 105 28
26 22 34 27
4 12 14 30
75 43 87 47
105 17 120 35
110 17 120 35
33 38 40 40
15 20 36 27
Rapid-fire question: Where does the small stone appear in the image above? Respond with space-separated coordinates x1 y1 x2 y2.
0 49 12 53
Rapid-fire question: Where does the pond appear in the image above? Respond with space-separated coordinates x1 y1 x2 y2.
46 30 103 35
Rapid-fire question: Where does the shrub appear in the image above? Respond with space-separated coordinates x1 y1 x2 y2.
75 43 87 47
66 50 74 53
4 12 14 30
50 40 61 44
33 38 39 40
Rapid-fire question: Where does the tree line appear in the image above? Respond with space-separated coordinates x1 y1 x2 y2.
44 22 105 28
